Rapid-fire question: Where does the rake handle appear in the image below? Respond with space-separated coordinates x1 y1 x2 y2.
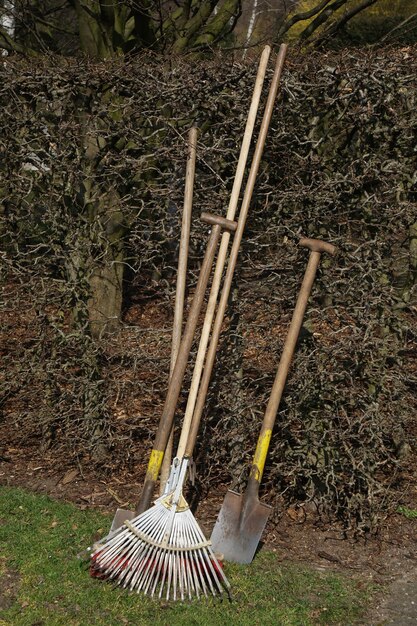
184 44 288 459
136 214 237 515
175 45 272 461
248 237 337 489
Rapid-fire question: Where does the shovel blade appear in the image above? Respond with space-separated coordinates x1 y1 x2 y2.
92 508 135 551
210 490 272 564
107 508 135 540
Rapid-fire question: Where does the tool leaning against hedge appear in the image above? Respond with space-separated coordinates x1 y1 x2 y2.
90 212 238 598
210 237 337 565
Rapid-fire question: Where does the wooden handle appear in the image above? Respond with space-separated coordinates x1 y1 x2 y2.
184 44 289 459
299 237 337 256
136 223 222 514
160 127 197 494
248 238 336 487
174 46 272 461
200 212 238 232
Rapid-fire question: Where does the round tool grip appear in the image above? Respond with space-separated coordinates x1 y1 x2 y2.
200 212 238 233
299 237 337 256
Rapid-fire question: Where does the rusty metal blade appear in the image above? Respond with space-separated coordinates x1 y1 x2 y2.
210 490 272 564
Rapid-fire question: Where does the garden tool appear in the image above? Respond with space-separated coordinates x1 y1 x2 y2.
158 43 274 499
160 40 269 491
107 128 196 538
184 44 288 480
210 237 337 564
90 212 238 598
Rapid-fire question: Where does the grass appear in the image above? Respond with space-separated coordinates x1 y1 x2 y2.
0 486 371 626
397 505 417 520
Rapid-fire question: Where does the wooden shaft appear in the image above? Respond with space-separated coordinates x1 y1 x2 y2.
248 239 336 488
251 251 321 472
175 45 271 460
184 44 288 459
153 224 221 453
160 127 197 494
136 223 222 514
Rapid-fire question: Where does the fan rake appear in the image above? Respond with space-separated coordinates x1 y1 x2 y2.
91 458 229 600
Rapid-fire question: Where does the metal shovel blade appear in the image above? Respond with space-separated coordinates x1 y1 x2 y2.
106 508 135 541
210 490 272 564
92 508 135 552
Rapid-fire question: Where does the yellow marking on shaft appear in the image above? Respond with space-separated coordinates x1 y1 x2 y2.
147 449 164 481
251 429 272 483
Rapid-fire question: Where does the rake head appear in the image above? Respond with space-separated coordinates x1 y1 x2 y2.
90 493 230 601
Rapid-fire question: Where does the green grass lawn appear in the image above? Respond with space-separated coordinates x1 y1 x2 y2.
0 487 370 626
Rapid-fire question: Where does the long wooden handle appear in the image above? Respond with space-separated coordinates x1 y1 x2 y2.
175 45 272 459
249 239 337 487
160 127 197 494
184 44 288 459
136 214 237 514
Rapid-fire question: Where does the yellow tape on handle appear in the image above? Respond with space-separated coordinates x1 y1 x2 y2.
147 449 164 481
250 429 272 483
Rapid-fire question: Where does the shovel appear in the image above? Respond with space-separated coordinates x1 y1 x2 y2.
210 237 337 564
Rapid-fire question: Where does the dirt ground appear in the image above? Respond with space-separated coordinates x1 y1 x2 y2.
1 445 415 625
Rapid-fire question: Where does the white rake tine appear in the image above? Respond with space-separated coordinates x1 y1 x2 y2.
156 548 171 598
209 548 230 593
185 550 196 599
183 549 194 599
188 549 202 599
165 550 174 601
182 521 200 598
207 548 227 594
182 552 190 600
141 546 161 595
122 541 151 588
136 542 162 593
145 542 167 592
146 543 168 595
135 544 158 593
205 549 223 595
196 547 217 596
150 547 167 597
129 546 154 590
177 554 183 602
172 551 178 601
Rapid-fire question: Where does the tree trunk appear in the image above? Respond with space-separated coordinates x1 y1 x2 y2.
87 189 125 338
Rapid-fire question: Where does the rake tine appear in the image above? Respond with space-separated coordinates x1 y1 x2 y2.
126 543 151 589
156 548 170 598
143 547 160 595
